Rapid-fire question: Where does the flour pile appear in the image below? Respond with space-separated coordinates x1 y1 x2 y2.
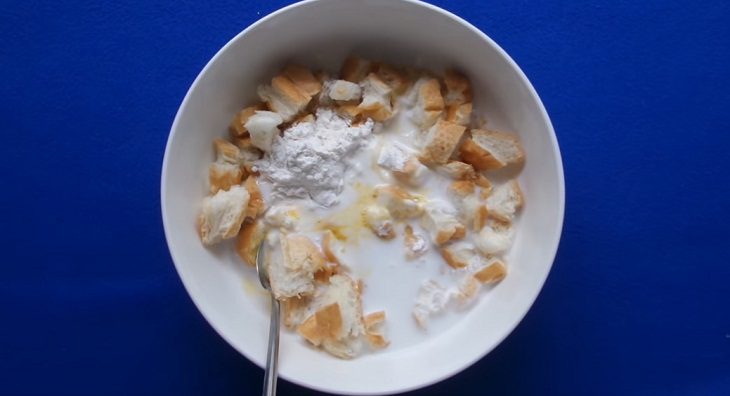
255 109 374 206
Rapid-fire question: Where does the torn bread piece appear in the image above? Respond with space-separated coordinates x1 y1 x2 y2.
473 259 507 284
242 176 265 220
268 233 326 299
244 110 283 152
335 103 362 120
374 63 409 95
235 219 266 266
257 76 311 122
314 261 340 284
459 129 525 171
340 56 373 83
434 160 477 180
213 137 242 164
419 120 466 165
443 69 472 105
374 185 423 220
282 295 312 329
452 195 487 231
363 311 389 349
448 180 488 230
317 230 344 283
229 103 264 138
479 188 492 201
209 138 244 193
315 70 331 84
264 205 300 231
317 275 367 359
313 74 331 105
453 275 481 307
298 302 343 346
396 157 429 187
410 77 445 129
232 136 261 155
474 221 515 256
404 225 428 259
198 185 250 246
232 137 263 174
474 205 490 230
322 230 346 266
297 274 367 359
293 113 315 125
420 200 466 245
326 80 363 102
362 204 396 240
358 73 393 122
486 180 524 223
413 280 451 329
449 179 476 196
475 173 492 191
364 310 387 330
376 143 429 186
283 64 322 97
416 77 445 111
454 259 508 306
440 241 478 269
445 102 472 126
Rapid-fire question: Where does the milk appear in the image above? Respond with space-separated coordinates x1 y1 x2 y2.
260 107 476 351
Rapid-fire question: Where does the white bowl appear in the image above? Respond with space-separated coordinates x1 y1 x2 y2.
161 0 565 394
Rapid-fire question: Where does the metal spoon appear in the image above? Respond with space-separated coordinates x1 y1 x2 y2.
256 241 279 396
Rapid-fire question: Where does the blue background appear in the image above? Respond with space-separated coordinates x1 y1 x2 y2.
2 0 728 395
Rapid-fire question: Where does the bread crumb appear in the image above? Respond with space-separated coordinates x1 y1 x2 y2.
439 241 478 269
327 80 362 101
459 129 525 171
358 73 393 122
283 64 322 97
413 280 451 328
244 111 283 152
419 120 466 165
374 185 423 220
264 205 300 230
486 180 523 223
235 219 265 266
362 205 396 239
443 69 472 105
340 56 372 82
420 200 466 245
404 225 428 259
473 259 507 284
243 176 265 220
474 222 514 256
198 185 250 246
229 104 265 138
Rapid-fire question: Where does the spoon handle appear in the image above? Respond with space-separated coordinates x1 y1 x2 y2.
262 295 280 396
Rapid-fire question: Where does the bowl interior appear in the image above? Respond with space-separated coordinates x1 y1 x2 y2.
162 0 564 394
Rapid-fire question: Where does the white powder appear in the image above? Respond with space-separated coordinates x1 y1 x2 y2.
255 109 374 207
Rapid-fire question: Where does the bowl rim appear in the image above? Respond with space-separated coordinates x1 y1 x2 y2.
161 0 565 394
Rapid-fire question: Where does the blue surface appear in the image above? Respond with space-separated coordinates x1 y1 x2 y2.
1 0 729 395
